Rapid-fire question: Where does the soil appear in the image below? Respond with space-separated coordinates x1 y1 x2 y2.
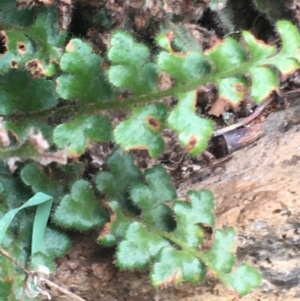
47 100 300 300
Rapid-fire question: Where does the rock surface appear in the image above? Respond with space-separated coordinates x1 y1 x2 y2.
50 101 300 301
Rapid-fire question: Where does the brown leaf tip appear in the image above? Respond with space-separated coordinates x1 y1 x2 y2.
159 268 182 289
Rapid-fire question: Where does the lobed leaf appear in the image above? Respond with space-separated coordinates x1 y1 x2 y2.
206 228 236 273
21 163 64 203
114 103 168 157
53 180 108 231
30 251 56 272
42 227 71 258
217 76 248 105
57 161 84 186
0 70 58 114
56 38 113 102
157 50 210 84
27 7 66 50
205 38 247 72
116 222 170 269
95 149 142 212
131 165 176 231
168 91 213 155
53 115 112 157
98 200 130 247
173 189 215 247
226 264 262 296
108 31 158 94
0 7 66 75
266 21 300 75
248 67 278 102
0 31 34 74
151 247 204 287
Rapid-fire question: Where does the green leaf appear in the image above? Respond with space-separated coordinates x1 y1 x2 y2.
0 162 30 211
97 200 130 246
206 228 236 273
168 91 213 155
114 103 168 157
217 76 248 105
53 115 112 156
21 163 64 203
205 38 247 72
157 51 210 84
57 161 84 186
173 189 214 247
95 149 142 212
242 31 276 62
30 251 55 272
249 66 278 102
108 31 158 94
156 33 173 52
0 192 52 247
31 195 53 256
116 222 170 269
151 247 204 287
53 180 108 231
27 7 66 50
241 31 278 101
131 165 176 231
161 22 202 52
0 191 55 275
42 227 71 258
0 31 34 73
266 21 300 75
56 38 113 102
0 70 58 114
226 264 262 296
0 0 36 27
0 7 66 74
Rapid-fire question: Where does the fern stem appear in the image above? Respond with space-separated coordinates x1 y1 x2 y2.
4 61 255 121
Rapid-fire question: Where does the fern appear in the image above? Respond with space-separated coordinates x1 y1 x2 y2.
0 4 299 300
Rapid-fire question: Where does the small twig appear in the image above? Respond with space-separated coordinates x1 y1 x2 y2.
212 97 274 137
0 247 31 274
0 247 86 301
42 279 86 301
212 89 300 137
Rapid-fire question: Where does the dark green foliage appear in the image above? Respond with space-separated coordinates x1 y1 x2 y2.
53 115 112 156
1 3 300 300
0 70 57 114
56 39 113 102
253 0 292 22
53 180 108 231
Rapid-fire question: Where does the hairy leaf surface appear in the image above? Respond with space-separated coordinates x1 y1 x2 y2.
108 31 158 94
131 165 176 231
54 180 108 231
53 115 112 156
114 103 168 157
57 38 113 102
168 91 213 155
